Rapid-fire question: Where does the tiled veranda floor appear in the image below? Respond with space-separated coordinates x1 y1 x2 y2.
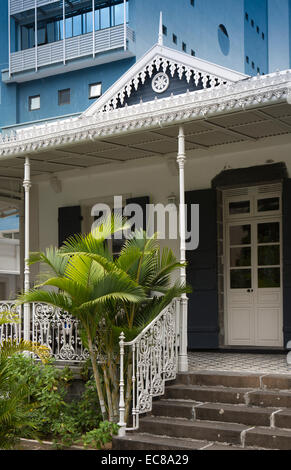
188 351 291 375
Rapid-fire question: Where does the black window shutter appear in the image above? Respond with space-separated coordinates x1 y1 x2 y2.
58 206 82 247
186 189 219 349
283 179 291 347
126 196 150 232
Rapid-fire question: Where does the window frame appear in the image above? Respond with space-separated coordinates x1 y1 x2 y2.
58 88 71 106
29 95 40 111
88 82 102 100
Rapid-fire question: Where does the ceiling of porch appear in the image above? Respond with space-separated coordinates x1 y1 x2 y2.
1 101 291 179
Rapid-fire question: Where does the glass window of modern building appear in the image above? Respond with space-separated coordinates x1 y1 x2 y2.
89 82 102 99
58 88 70 106
29 95 40 111
17 1 129 52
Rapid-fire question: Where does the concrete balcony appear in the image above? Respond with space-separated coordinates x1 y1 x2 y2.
4 25 135 83
10 0 59 15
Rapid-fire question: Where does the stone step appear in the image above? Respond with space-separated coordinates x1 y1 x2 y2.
273 409 291 429
113 433 210 450
177 371 261 389
139 416 248 445
177 371 291 391
245 426 291 450
248 389 291 408
194 402 277 427
152 399 198 419
112 433 248 451
260 374 291 391
165 384 252 404
152 399 280 427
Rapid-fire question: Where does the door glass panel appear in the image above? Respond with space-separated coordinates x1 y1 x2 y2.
231 269 252 289
230 225 251 246
258 268 280 288
258 197 280 213
229 201 250 216
258 223 279 244
258 245 280 266
230 247 251 267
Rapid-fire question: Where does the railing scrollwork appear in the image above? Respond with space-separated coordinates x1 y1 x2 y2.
118 298 180 436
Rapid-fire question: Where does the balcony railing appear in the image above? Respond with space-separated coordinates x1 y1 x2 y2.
0 301 89 363
10 0 60 15
9 24 135 76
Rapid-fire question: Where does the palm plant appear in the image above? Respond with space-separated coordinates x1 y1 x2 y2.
0 313 49 449
16 216 189 422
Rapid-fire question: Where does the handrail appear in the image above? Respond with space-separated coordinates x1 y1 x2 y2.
118 298 180 436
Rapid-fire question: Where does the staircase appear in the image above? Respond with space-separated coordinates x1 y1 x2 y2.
113 370 291 450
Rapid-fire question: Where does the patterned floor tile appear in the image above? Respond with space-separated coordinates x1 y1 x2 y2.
188 352 291 374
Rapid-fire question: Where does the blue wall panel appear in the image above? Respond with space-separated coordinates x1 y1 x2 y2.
244 0 268 75
0 0 291 128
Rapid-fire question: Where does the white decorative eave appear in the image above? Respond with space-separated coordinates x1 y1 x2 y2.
83 44 248 114
0 69 291 160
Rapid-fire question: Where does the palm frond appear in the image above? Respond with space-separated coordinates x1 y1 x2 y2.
28 247 68 277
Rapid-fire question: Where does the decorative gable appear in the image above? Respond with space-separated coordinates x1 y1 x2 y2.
84 44 248 116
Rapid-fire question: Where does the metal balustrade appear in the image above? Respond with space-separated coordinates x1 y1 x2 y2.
0 301 22 343
10 25 135 76
118 299 180 436
0 301 89 363
0 297 180 428
10 0 60 15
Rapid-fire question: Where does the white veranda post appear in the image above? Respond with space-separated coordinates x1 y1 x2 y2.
177 126 188 372
23 157 31 342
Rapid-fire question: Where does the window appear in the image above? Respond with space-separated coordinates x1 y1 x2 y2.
182 42 187 52
251 19 254 27
191 49 196 56
251 61 255 69
172 34 177 44
218 24 230 55
29 95 40 111
58 88 70 105
18 1 129 52
89 82 102 99
190 0 195 6
245 12 249 21
257 67 260 74
162 25 167 36
256 26 260 34
246 56 249 63
262 32 265 40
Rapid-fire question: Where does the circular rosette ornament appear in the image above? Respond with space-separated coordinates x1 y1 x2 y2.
152 72 170 94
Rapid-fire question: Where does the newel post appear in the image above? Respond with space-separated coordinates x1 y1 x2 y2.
23 157 31 342
177 126 189 372
118 332 126 436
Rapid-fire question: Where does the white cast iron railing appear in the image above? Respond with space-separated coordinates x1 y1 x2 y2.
118 298 180 436
0 301 22 343
32 303 89 362
0 301 89 363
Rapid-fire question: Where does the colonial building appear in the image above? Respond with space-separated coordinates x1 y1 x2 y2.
2 0 291 450
1 24 291 353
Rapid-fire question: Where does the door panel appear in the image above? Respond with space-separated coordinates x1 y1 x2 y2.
229 307 254 344
226 217 283 347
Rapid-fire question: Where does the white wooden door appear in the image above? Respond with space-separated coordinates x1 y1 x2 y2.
225 186 283 347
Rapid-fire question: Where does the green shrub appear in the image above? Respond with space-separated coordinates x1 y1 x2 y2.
8 355 107 448
82 421 119 449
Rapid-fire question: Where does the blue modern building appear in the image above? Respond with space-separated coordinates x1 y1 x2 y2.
0 0 291 131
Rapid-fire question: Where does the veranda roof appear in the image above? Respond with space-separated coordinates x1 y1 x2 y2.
0 43 291 179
